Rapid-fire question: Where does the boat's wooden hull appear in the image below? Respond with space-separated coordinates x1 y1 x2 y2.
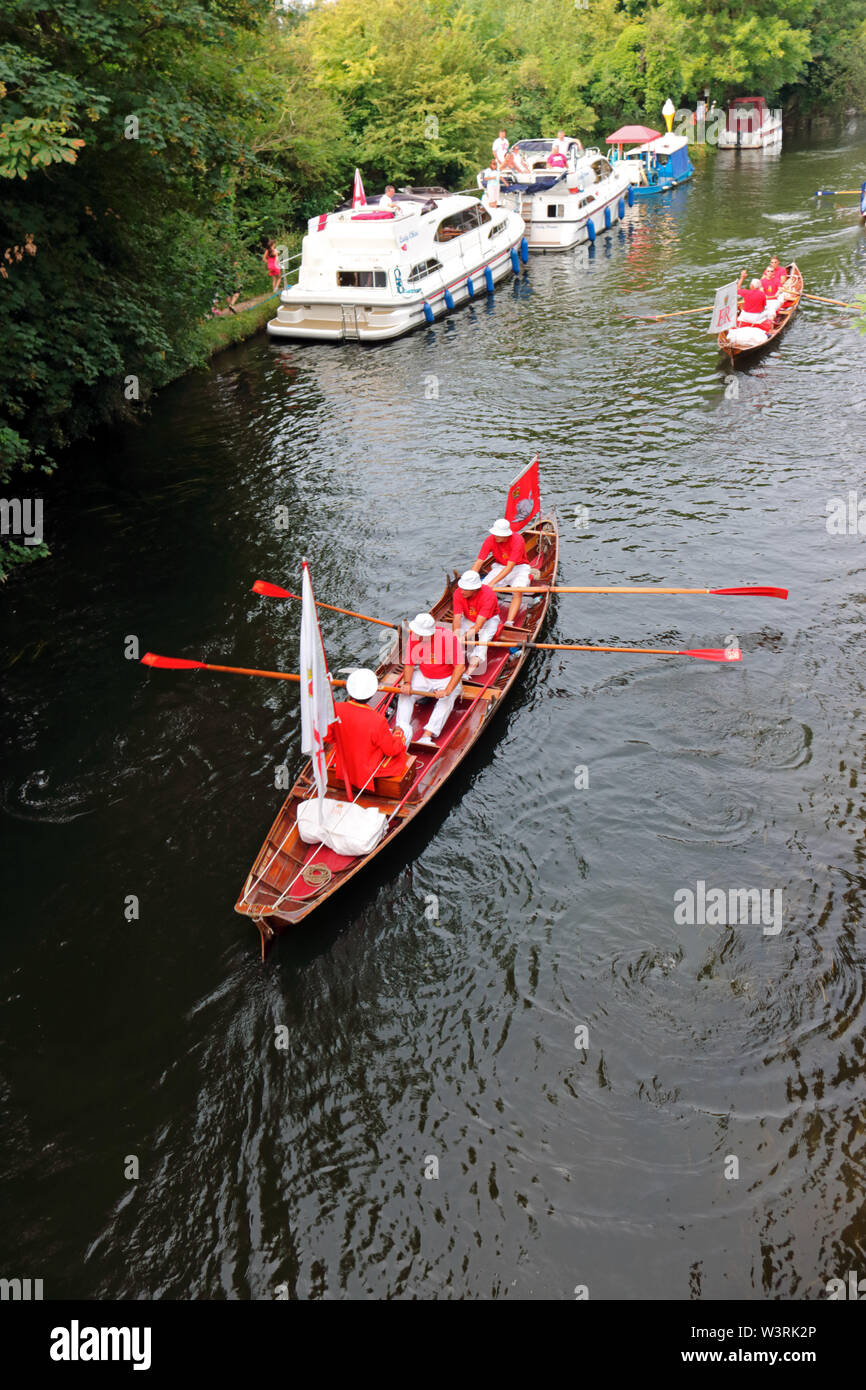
718 262 802 364
235 515 560 953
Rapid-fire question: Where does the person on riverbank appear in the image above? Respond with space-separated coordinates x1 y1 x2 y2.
263 241 281 294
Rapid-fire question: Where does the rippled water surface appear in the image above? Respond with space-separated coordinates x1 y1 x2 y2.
2 123 866 1300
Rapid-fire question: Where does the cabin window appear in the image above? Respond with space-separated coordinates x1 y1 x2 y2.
434 204 491 242
577 195 594 209
546 204 564 218
337 270 387 288
407 258 443 284
487 220 506 238
591 158 612 181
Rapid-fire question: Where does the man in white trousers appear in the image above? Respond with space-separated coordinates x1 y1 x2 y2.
451 571 502 676
396 613 465 749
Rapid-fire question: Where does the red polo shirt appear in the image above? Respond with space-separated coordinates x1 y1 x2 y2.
333 700 406 790
453 583 500 625
408 628 462 679
741 286 767 314
477 531 527 569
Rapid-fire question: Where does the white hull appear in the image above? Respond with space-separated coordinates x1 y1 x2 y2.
497 148 634 252
718 118 783 150
268 191 525 343
268 243 521 342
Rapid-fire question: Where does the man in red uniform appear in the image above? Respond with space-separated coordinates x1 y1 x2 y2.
333 668 407 791
736 273 767 325
473 517 535 627
452 570 503 676
396 613 465 749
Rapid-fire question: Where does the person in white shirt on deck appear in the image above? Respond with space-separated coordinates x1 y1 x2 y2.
379 185 396 209
492 130 508 164
478 160 501 209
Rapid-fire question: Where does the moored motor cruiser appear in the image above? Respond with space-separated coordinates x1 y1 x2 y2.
493 137 634 251
268 186 526 343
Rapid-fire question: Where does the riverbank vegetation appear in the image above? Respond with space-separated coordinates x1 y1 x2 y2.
2 0 865 574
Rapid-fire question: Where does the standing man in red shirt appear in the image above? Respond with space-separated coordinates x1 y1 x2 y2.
396 613 465 749
333 668 407 792
473 517 535 627
452 570 502 676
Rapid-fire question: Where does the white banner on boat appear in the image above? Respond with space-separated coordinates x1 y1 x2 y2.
708 280 739 334
299 563 336 805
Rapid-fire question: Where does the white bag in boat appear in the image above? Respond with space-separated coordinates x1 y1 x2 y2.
296 796 387 856
727 325 769 348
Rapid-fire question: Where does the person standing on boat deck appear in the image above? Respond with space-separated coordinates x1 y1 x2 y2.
333 668 407 792
473 518 535 628
379 185 397 209
452 571 502 677
396 614 465 749
478 159 501 208
736 273 768 325
493 130 509 164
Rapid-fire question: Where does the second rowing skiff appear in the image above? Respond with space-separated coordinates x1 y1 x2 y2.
718 261 803 363
235 514 560 954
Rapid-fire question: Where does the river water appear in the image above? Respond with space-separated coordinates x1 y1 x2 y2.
2 120 865 1301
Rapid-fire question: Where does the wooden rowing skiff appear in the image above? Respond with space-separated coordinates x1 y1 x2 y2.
235 513 560 954
718 261 803 363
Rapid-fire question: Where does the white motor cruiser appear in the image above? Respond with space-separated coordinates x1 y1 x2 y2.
268 185 526 343
717 97 783 150
493 138 634 251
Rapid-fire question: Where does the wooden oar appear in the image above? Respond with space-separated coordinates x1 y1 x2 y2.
140 653 499 700
624 305 714 323
252 580 399 629
493 583 788 599
802 292 858 309
480 641 741 661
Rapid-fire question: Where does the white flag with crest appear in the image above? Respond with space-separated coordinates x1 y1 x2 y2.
708 280 739 334
299 563 335 804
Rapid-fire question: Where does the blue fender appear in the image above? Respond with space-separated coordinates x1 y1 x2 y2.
510 248 520 275
520 237 529 264
586 219 595 243
423 301 434 324
627 184 634 207
604 205 612 229
618 197 625 219
444 288 455 311
484 265 495 293
466 276 475 299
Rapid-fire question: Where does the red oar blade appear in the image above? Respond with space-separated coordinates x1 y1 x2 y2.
709 586 788 600
141 652 207 670
252 580 295 599
684 647 742 662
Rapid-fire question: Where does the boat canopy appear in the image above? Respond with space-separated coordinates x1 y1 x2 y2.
606 124 662 145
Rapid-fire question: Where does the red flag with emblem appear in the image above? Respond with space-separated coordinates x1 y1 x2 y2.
505 455 541 529
352 168 367 209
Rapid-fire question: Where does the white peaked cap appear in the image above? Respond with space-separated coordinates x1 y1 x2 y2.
458 570 482 590
491 518 513 538
409 613 436 637
346 668 379 701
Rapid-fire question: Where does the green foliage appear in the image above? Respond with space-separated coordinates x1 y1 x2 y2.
2 0 865 578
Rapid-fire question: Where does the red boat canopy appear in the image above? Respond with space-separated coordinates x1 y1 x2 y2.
606 124 662 145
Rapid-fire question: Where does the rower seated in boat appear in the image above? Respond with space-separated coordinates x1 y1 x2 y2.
333 668 407 791
736 273 768 325
396 613 465 750
452 570 503 677
473 517 536 627
760 257 787 315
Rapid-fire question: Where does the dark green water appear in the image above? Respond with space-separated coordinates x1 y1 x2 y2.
2 121 865 1300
